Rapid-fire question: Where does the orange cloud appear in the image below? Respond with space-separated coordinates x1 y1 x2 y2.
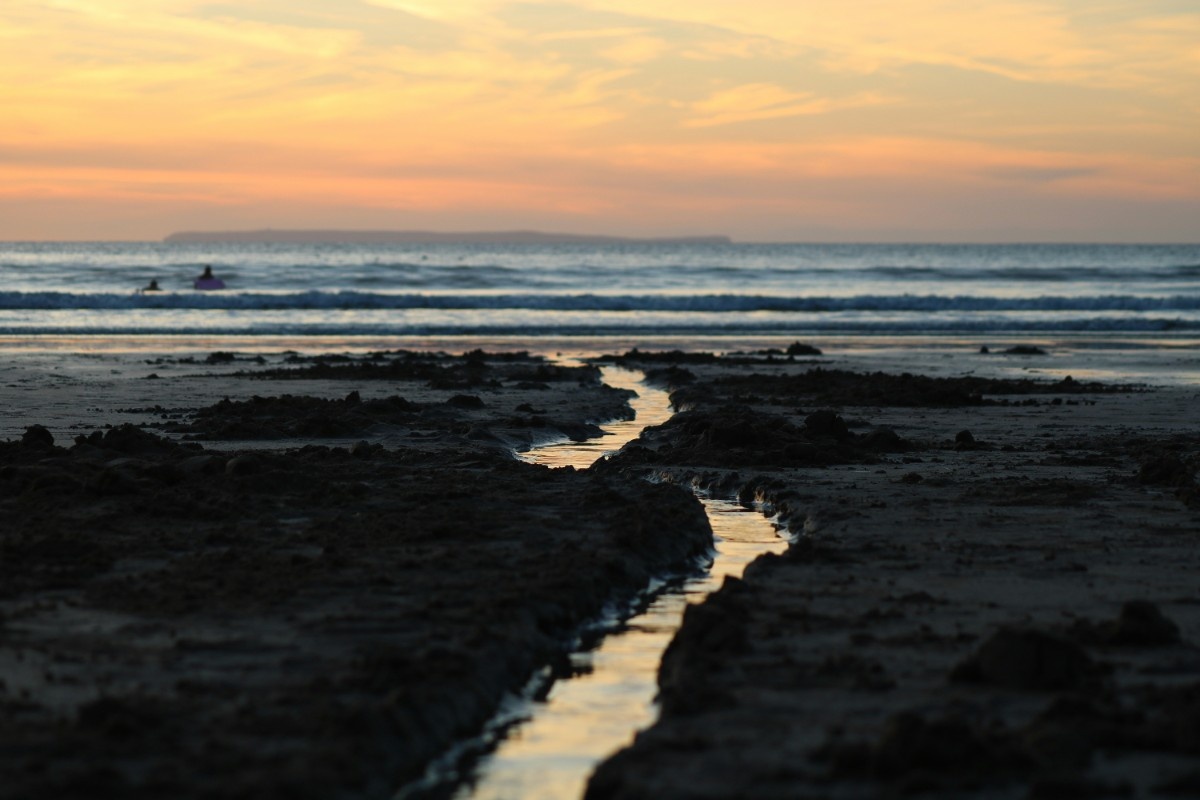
0 0 1196 240
684 84 892 127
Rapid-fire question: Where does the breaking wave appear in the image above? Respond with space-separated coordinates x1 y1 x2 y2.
3 291 1200 313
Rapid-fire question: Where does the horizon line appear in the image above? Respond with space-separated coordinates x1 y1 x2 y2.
2 229 1199 246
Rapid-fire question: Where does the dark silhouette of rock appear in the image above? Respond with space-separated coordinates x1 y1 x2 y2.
21 425 54 449
168 394 421 440
446 394 485 409
952 628 1098 691
73 425 182 456
1108 601 1181 646
643 365 695 388
954 428 991 451
804 409 850 440
224 455 260 476
1138 454 1195 488
1076 601 1185 647
860 426 909 451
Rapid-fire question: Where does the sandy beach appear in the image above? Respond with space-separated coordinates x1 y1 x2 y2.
587 352 1200 798
1 345 1197 798
0 350 713 798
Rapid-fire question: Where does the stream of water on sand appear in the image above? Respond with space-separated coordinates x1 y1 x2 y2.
434 366 790 800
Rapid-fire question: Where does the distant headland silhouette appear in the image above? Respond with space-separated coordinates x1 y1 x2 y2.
163 229 733 245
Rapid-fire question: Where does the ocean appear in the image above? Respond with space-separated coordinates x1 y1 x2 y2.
2 241 1199 382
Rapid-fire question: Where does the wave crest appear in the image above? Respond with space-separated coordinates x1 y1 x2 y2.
3 291 1200 313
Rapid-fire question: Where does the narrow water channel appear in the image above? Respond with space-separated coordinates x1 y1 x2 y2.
439 367 790 800
513 365 675 470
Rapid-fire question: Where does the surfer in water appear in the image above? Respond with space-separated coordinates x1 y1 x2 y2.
194 265 226 290
141 279 161 293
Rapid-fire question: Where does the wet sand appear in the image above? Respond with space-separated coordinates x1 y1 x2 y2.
587 352 1200 798
0 350 711 799
2 346 1198 798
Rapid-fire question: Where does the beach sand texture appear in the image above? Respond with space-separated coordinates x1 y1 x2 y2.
0 347 1197 798
586 354 1200 798
0 351 712 799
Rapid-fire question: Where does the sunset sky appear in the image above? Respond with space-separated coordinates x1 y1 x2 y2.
2 1 1197 241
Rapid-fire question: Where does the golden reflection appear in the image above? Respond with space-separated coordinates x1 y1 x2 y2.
467 370 789 800
517 366 673 469
461 497 788 800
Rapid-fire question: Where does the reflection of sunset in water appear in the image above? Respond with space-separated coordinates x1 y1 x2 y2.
518 366 672 469
461 497 789 800
468 371 788 800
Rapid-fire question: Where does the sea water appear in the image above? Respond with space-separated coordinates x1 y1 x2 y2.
2 241 1199 382
1 241 1198 335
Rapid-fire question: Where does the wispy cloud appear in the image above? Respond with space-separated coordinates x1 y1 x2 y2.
0 0 1196 239
986 166 1098 183
685 84 891 127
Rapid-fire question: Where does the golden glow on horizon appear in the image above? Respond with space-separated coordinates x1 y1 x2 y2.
1 0 1197 240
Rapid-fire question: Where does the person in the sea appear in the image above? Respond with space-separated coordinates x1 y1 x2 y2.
194 265 226 290
143 279 160 292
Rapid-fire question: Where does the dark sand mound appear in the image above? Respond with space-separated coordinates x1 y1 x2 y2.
597 406 913 470
673 367 1122 408
240 349 601 388
0 426 711 799
156 387 628 446
138 351 635 448
602 351 1127 407
167 392 423 440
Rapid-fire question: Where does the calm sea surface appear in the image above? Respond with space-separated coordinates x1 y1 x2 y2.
2 242 1199 381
